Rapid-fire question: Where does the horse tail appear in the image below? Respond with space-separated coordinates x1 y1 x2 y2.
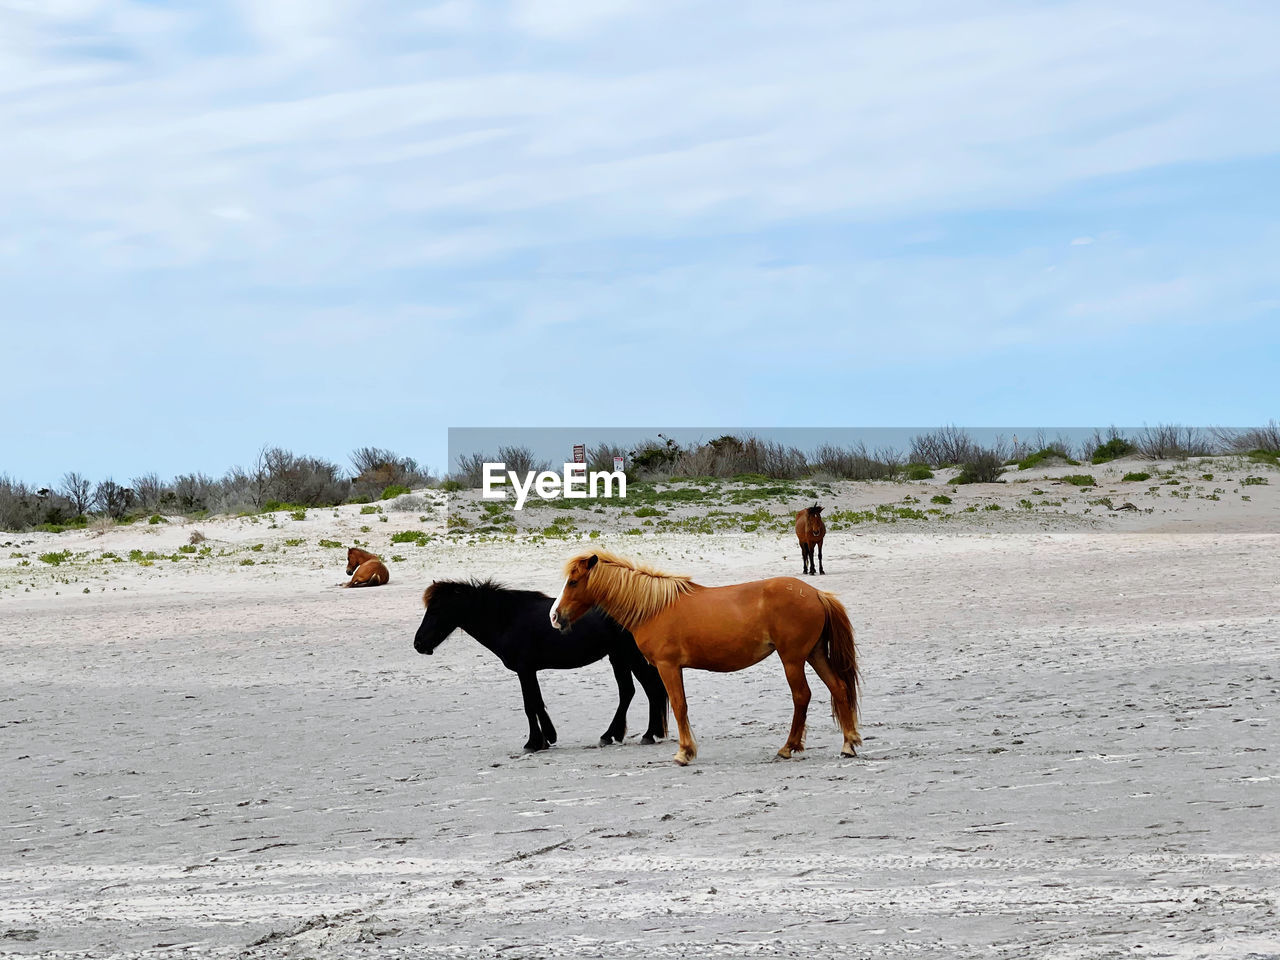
817 590 859 738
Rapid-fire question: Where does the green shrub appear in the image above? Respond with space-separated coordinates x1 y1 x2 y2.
1018 447 1080 470
178 544 197 554
318 538 343 548
360 505 382 515
283 538 305 547
381 484 411 500
623 527 644 535
633 506 665 518
954 450 1005 484
1062 474 1096 487
903 463 934 480
39 550 73 566
148 514 166 525
390 555 406 563
1242 476 1269 486
391 530 430 545
1122 472 1151 482
239 558 256 566
1091 437 1137 464
290 508 307 521
441 480 463 492
930 494 952 505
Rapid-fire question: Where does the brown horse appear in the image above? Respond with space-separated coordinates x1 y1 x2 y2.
550 550 859 765
342 546 389 588
795 503 826 575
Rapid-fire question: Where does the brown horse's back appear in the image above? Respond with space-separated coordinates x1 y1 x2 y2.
344 546 389 587
635 578 826 671
349 559 389 587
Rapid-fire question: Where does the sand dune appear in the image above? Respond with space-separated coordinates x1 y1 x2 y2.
2 458 1278 958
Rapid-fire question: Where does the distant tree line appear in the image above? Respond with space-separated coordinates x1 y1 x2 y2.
6 423 1276 532
0 446 433 533
453 422 1280 487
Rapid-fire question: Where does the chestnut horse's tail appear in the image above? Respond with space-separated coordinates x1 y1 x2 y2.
817 590 860 737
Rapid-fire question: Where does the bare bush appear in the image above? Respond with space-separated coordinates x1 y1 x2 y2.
910 426 977 467
453 452 491 488
497 445 547 477
350 447 431 499
131 472 166 511
1137 424 1217 460
260 447 350 506
1214 420 1280 454
954 441 1009 484
60 472 93 517
173 473 215 512
809 442 899 480
188 530 207 545
587 443 628 474
93 479 134 519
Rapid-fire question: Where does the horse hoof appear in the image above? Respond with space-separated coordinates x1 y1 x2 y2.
523 741 548 752
640 734 656 745
673 751 691 766
777 747 792 759
841 745 857 758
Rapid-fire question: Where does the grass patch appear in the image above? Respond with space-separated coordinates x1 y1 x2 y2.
360 505 382 515
930 494 952 505
903 463 934 480
318 538 343 548
1242 476 1269 486
1062 475 1097 487
381 484 411 500
391 530 431 545
1122 472 1151 482
283 537 305 547
39 550 73 566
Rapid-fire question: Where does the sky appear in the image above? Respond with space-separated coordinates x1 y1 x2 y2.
2 1 1278 484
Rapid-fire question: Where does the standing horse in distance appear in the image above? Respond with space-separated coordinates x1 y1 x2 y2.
795 503 826 575
342 547 389 587
414 578 667 752
550 551 859 766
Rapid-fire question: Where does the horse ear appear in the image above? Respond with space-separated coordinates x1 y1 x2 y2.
815 505 823 514
586 554 599 570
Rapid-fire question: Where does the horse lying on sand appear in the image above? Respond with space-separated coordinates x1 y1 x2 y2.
414 578 667 752
795 503 826 575
551 550 859 766
342 547 389 587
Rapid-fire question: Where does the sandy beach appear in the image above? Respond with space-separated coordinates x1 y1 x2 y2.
2 457 1278 958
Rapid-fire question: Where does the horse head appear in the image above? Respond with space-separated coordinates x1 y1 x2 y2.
414 581 460 654
550 553 599 633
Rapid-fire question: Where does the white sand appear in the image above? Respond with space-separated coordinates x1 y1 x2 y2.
2 456 1278 958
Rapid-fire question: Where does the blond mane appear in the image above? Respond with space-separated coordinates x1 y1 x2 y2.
563 549 693 631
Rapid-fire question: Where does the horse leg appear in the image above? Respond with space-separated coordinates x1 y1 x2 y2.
817 540 825 575
656 663 696 765
800 543 811 575
517 671 551 751
808 645 858 757
777 658 811 758
632 656 669 744
601 654 634 745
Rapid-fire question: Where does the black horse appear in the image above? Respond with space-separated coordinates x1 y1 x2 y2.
413 578 668 752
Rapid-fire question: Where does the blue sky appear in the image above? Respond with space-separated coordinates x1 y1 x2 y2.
3 1 1278 484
